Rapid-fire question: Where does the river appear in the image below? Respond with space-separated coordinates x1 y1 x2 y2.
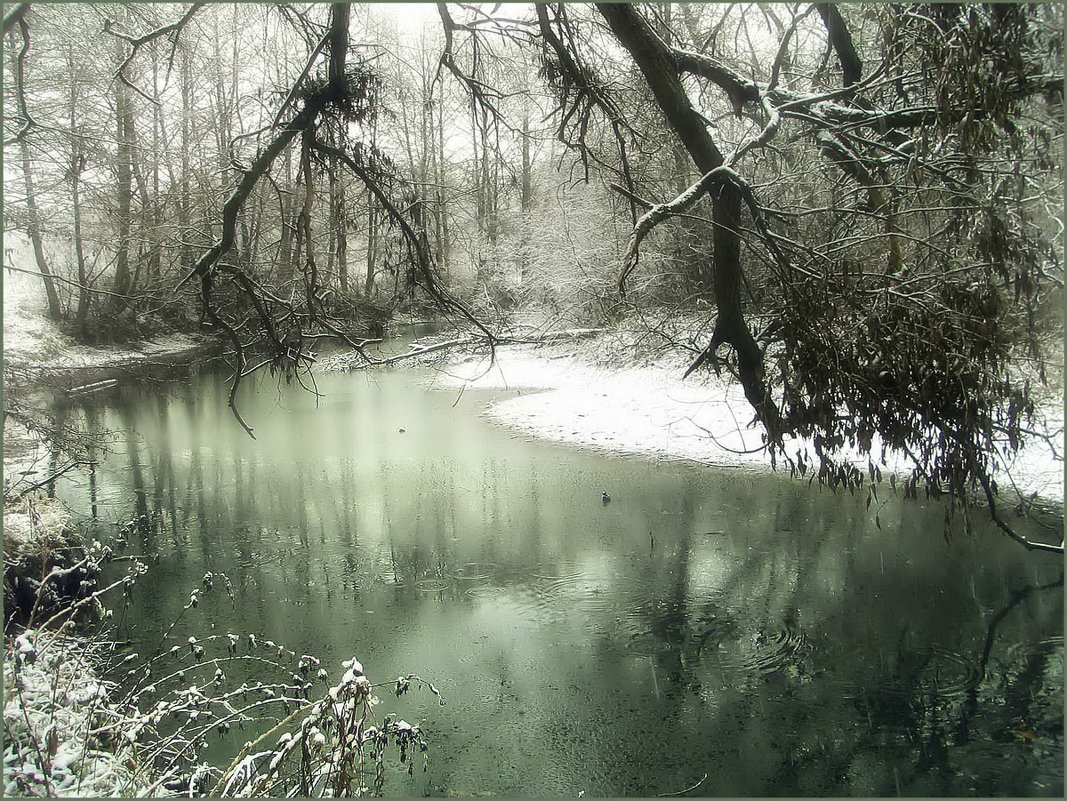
56 357 1063 796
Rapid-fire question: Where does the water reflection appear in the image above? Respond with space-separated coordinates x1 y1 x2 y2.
56 365 1063 797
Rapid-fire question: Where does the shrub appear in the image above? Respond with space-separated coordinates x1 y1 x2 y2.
4 542 439 797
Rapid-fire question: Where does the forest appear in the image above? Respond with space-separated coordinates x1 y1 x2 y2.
2 2 1064 797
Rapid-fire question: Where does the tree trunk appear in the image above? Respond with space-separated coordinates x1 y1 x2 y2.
365 200 377 296
364 113 379 296
277 149 298 286
111 37 134 301
814 4 901 274
436 87 450 269
7 38 62 320
129 92 150 296
484 111 498 247
815 4 862 88
337 188 348 295
597 2 780 435
179 43 193 270
327 167 336 281
329 151 348 294
521 110 533 212
520 109 533 281
68 50 89 329
148 41 163 285
211 13 230 177
17 137 63 320
299 129 317 318
71 157 89 329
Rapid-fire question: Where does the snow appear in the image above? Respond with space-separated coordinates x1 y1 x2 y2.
3 631 156 797
438 340 1064 506
5 327 207 373
3 231 207 373
2 496 73 556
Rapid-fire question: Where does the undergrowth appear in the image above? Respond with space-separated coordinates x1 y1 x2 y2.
4 536 439 797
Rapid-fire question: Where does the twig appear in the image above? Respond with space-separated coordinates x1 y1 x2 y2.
658 772 708 797
2 262 130 298
12 671 57 797
104 3 205 104
13 460 94 499
343 329 604 369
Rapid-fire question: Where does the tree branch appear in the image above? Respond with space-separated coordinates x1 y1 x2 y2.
310 139 495 347
815 4 863 87
2 2 29 36
3 13 35 145
104 3 205 104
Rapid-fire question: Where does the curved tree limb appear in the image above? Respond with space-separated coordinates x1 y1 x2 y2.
311 139 496 350
2 2 29 35
104 3 205 105
175 3 343 437
619 167 729 295
4 12 35 145
978 473 1064 554
597 2 781 439
815 3 863 88
177 99 328 293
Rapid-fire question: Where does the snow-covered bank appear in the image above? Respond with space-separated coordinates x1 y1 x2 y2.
2 487 152 796
4 331 210 375
4 234 212 376
3 631 153 797
3 244 218 490
437 339 1064 507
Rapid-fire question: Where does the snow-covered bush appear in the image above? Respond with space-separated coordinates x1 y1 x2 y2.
3 497 106 630
207 656 436 797
3 630 157 797
4 557 440 797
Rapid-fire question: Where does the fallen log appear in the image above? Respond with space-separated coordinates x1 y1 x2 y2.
340 328 605 370
66 379 119 397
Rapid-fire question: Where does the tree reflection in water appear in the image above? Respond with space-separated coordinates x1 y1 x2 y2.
57 365 1062 796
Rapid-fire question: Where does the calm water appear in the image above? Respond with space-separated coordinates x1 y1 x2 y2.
57 360 1063 796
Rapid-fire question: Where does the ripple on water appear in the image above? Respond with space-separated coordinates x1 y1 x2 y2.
692 626 812 681
522 570 617 616
1002 635 1064 671
739 627 812 674
831 644 984 702
414 577 452 592
452 562 495 583
618 604 811 682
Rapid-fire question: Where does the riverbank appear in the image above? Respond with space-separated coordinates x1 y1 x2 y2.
2 329 217 500
431 332 1064 509
3 284 216 795
3 626 153 797
3 272 218 492
4 329 214 390
2 484 151 795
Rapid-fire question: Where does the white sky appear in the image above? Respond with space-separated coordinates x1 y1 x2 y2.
374 2 441 35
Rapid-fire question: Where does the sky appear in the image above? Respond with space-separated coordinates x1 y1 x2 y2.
375 2 442 36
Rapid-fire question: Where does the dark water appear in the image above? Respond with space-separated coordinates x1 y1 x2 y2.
56 361 1063 796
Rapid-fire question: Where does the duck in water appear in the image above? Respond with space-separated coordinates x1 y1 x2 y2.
601 491 611 504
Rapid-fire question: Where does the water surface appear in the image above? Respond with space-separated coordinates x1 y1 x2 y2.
58 362 1063 796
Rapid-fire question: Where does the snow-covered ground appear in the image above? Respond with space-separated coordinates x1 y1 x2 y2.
5 329 207 374
437 339 1064 506
3 232 206 374
3 629 152 797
